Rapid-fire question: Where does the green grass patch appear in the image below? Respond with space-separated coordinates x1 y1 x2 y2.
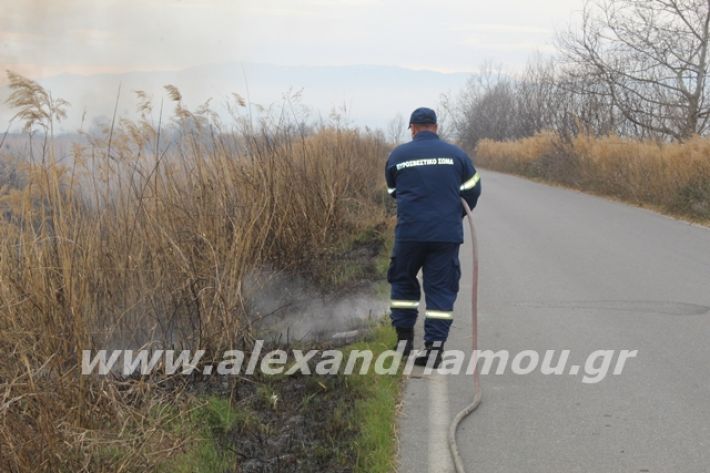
162 397 239 473
344 324 400 473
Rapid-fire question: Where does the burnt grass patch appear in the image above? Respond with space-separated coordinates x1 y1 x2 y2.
179 329 398 473
228 373 358 472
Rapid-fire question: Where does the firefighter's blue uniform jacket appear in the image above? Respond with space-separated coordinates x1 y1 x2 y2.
385 131 481 342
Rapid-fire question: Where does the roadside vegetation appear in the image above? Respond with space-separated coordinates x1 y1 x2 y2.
445 0 710 222
476 133 710 221
0 72 399 472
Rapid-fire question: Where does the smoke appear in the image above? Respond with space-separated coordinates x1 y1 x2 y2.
244 268 388 344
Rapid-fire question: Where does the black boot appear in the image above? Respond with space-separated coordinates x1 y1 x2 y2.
414 341 444 368
393 327 414 357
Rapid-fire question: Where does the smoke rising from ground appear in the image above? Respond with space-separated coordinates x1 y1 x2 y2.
244 269 388 343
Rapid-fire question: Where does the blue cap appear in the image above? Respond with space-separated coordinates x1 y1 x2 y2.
408 107 437 128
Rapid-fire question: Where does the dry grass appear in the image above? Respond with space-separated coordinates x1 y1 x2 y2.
0 73 391 472
476 132 710 221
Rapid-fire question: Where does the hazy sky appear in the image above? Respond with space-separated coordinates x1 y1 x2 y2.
2 0 586 82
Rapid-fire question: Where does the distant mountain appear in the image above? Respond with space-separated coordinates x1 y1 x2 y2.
0 62 472 135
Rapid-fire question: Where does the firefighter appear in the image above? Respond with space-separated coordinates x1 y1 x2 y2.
385 107 481 368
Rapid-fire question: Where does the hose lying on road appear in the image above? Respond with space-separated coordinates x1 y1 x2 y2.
448 199 483 473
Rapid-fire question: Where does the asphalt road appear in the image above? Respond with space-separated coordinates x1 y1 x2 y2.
396 170 710 473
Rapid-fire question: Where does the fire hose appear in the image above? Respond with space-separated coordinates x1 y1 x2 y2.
447 199 482 473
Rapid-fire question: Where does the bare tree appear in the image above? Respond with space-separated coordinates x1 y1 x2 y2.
553 70 626 138
386 113 405 145
559 0 710 140
514 56 563 136
445 63 520 149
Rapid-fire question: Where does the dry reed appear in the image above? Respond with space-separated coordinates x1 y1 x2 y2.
475 132 710 220
0 73 391 472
